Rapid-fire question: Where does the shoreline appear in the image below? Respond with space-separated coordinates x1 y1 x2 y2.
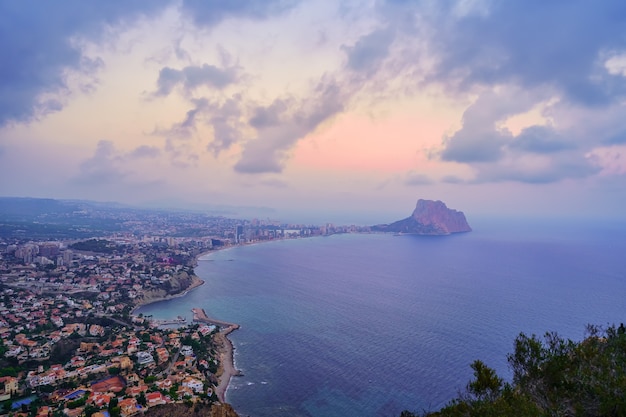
130 273 205 315
131 244 237 314
192 307 241 403
132 246 244 406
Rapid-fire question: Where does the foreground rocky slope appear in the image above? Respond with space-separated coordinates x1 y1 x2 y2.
401 324 626 417
144 402 239 417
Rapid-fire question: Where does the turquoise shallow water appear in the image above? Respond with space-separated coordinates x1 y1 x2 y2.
137 220 626 416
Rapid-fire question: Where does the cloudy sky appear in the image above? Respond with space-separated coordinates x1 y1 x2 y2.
2 0 626 223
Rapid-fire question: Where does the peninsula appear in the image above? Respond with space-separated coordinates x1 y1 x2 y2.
372 199 472 235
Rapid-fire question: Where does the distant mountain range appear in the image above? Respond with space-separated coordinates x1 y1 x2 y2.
372 199 472 235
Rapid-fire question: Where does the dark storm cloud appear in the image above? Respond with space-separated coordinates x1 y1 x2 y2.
0 0 296 128
421 0 626 105
179 0 299 27
0 0 169 127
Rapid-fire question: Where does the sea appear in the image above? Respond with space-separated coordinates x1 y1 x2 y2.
135 217 626 417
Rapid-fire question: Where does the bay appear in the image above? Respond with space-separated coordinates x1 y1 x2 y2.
136 219 626 416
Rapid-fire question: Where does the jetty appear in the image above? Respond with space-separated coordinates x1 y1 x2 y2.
191 308 239 329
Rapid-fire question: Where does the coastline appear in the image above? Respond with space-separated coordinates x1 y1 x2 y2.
130 273 205 314
131 244 236 314
132 246 243 407
192 307 242 402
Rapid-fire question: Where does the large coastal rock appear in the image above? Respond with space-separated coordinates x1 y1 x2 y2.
373 199 472 235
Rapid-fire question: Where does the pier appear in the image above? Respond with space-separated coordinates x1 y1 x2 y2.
191 308 239 329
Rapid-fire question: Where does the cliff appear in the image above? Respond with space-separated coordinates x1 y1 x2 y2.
373 199 471 235
144 402 239 417
136 271 203 306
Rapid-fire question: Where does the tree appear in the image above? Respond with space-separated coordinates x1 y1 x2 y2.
137 391 147 407
466 360 503 402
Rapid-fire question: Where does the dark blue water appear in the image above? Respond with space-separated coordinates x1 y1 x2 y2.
137 219 626 417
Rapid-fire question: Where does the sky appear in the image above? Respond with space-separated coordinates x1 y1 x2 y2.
2 0 626 224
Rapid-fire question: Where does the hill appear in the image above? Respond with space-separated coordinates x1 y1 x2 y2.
373 199 471 235
401 324 626 417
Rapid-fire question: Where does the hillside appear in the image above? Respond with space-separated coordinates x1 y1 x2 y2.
401 324 626 417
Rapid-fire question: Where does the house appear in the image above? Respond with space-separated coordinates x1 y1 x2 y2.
112 356 133 371
155 378 173 390
146 391 167 406
89 324 105 336
180 345 193 356
136 351 154 366
126 384 148 397
182 376 204 393
0 376 17 400
155 347 169 363
118 397 138 416
88 392 113 407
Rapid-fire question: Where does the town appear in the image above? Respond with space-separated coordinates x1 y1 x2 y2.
0 198 369 417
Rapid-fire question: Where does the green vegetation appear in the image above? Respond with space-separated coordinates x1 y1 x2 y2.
402 324 626 417
69 238 122 254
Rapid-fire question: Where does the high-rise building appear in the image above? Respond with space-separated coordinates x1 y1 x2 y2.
63 250 73 265
38 243 60 258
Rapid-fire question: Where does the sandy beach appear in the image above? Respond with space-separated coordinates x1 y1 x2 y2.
192 307 241 402
214 324 241 402
133 247 244 403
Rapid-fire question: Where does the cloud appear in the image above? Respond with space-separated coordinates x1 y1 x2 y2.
415 1 626 105
473 152 600 184
249 99 289 129
154 96 246 158
260 178 289 188
73 140 128 186
234 77 345 174
439 88 537 163
510 126 574 154
404 171 434 186
129 145 161 159
434 86 607 183
73 140 165 186
441 175 465 184
1 1 294 128
155 64 239 96
0 1 169 127
441 128 510 163
206 97 246 155
179 0 299 28
342 27 395 74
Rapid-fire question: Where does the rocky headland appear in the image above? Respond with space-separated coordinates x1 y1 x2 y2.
135 271 204 307
373 199 471 235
